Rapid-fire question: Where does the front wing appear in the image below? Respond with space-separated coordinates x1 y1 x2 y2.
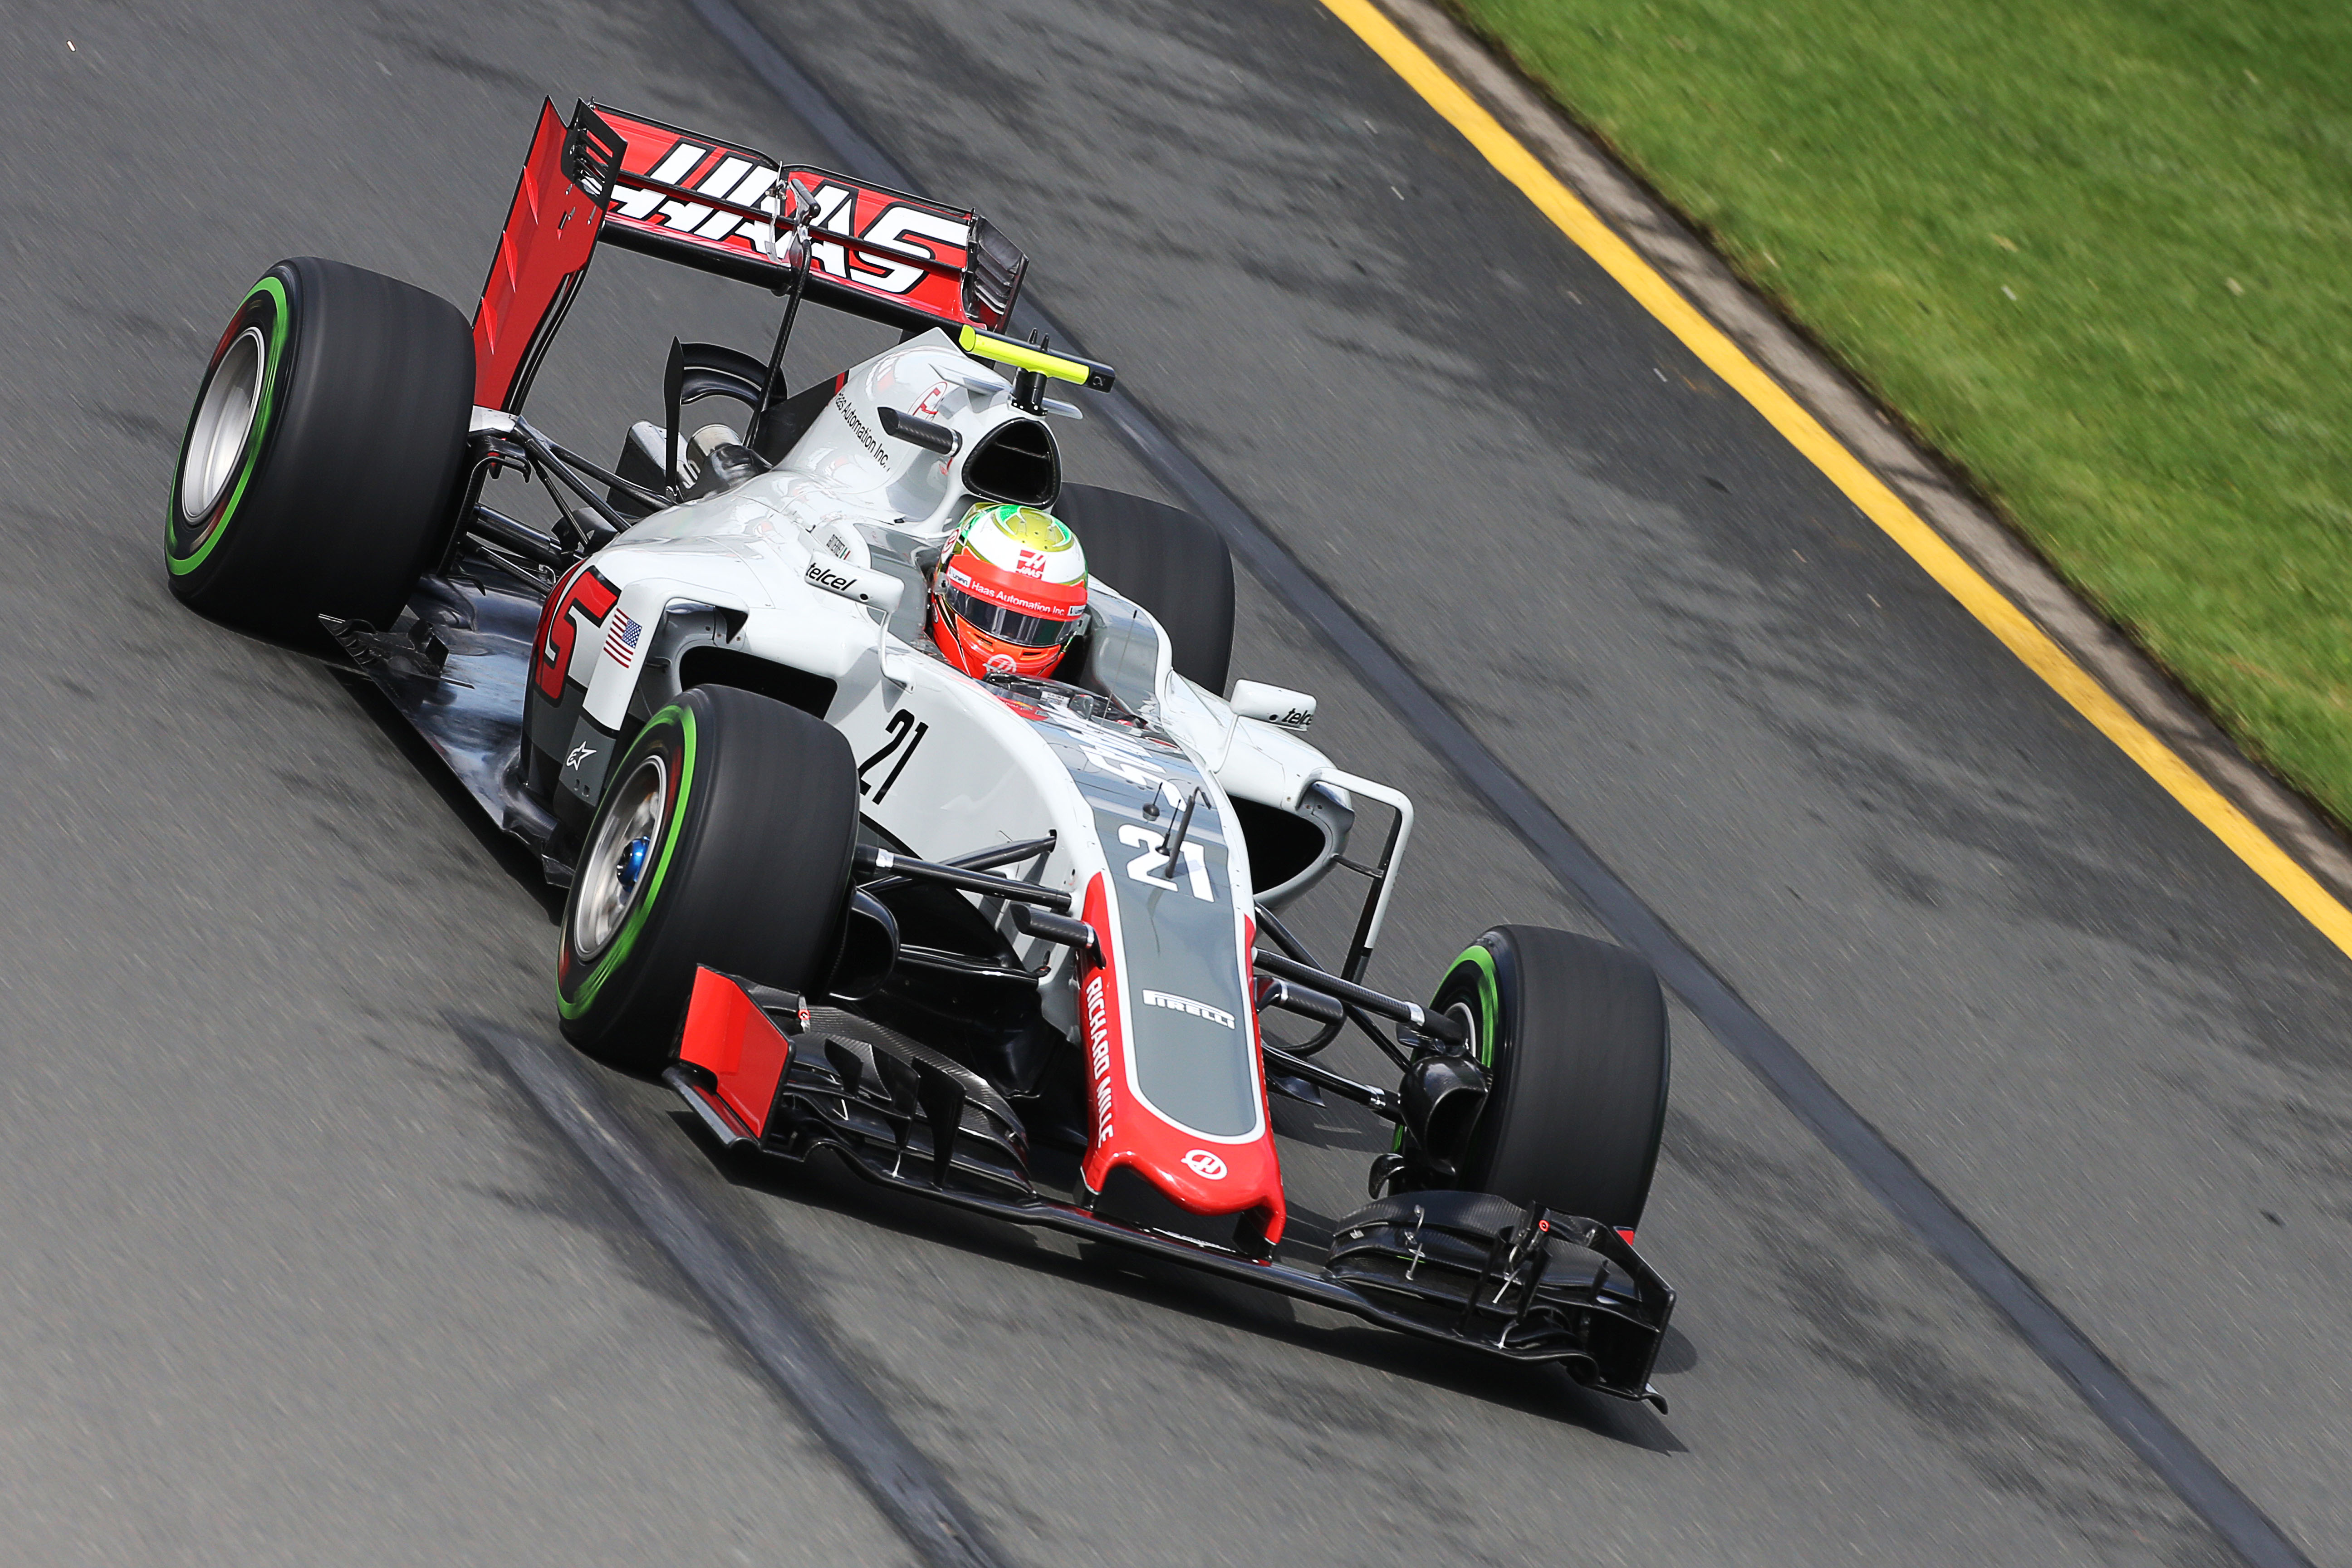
669 967 1676 1405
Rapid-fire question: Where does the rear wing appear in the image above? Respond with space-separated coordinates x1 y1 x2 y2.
472 100 1029 411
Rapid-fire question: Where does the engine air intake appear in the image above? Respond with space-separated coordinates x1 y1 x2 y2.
963 418 1060 509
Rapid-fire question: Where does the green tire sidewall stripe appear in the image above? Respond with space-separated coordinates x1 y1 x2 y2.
559 704 699 1021
1396 937 1507 1153
1446 939 1502 1068
168 274 291 576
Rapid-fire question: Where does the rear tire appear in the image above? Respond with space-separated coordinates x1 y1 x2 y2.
166 256 474 642
1430 926 1669 1230
557 686 859 1069
1056 484 1234 693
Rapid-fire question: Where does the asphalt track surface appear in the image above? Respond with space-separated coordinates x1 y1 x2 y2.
6 0 2350 1564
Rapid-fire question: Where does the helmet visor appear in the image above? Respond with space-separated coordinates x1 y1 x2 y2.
941 580 1081 651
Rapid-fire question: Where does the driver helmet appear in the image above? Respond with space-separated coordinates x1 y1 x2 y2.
929 502 1088 679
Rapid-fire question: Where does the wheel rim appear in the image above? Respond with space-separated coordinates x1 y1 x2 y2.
181 326 266 523
573 755 669 959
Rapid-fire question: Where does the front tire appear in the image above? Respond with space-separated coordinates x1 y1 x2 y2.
166 256 474 642
1056 484 1234 693
558 686 859 1069
1430 926 1670 1230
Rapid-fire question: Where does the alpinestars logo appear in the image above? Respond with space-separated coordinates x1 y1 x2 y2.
1143 990 1236 1029
1084 973 1114 1144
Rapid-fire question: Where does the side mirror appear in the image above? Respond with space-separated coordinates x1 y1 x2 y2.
1230 680 1316 730
803 556 903 616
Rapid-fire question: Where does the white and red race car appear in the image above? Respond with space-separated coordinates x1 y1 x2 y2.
164 100 1675 1403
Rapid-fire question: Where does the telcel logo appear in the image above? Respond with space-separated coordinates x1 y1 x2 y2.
1182 1149 1228 1180
804 560 869 600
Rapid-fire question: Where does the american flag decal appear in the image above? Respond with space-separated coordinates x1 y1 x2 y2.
604 611 643 667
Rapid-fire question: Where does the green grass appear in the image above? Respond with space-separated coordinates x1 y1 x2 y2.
1452 0 2352 822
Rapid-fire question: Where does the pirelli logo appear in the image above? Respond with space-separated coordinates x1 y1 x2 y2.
1142 990 1236 1030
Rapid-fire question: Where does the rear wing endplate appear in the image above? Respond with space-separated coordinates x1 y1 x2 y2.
472 100 1029 412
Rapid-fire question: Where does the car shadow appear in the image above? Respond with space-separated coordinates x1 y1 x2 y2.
325 662 566 922
1268 1086 1395 1152
670 1107 1686 1452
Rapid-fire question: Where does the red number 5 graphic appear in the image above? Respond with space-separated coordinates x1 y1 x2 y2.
534 564 621 702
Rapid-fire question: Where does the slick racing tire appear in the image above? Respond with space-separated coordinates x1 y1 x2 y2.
1056 484 1234 694
558 685 859 1070
1430 926 1669 1231
166 256 474 643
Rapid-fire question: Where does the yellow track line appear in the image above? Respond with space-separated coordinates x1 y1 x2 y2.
1319 0 2352 960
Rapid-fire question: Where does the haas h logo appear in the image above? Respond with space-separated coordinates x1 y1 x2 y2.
1182 1149 1228 1180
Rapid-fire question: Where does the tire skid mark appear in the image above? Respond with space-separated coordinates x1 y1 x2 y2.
456 1016 1008 1568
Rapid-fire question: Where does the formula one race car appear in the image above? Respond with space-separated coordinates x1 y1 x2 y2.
164 101 1675 1404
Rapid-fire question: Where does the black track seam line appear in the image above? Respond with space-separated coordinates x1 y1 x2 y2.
683 4 2318 1564
455 1016 1008 1568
